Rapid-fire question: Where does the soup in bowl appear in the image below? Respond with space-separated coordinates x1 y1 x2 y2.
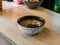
17 15 45 35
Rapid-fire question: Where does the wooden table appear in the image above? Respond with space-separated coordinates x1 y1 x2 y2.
0 1 60 45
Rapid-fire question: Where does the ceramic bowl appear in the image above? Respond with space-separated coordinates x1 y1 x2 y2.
23 0 44 9
17 15 45 35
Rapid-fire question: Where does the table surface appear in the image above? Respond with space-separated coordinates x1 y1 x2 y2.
0 35 11 45
0 1 60 45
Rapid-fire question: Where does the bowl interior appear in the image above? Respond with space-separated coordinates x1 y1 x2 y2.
17 16 45 28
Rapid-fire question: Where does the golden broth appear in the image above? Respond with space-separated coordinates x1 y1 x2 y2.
20 19 41 27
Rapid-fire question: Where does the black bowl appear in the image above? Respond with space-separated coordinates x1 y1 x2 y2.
23 0 44 9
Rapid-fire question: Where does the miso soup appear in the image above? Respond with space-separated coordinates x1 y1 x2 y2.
20 19 42 27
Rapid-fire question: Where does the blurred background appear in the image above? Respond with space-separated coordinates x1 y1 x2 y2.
3 0 60 13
